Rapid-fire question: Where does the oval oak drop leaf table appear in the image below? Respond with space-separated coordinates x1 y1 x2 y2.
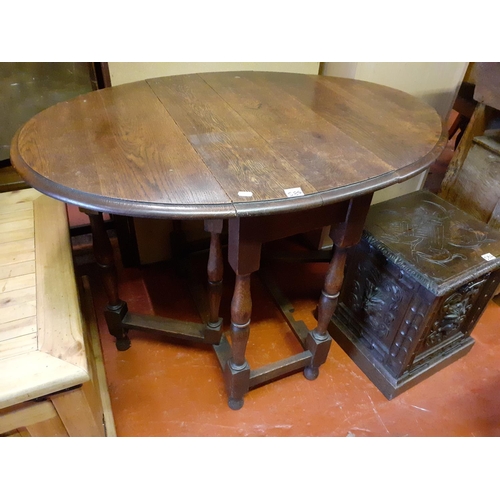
10 72 446 410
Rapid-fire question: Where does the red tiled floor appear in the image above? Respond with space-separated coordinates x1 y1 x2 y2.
73 235 500 437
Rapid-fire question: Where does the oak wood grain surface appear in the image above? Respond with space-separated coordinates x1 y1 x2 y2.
10 72 446 219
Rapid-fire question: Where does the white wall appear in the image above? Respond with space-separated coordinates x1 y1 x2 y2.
321 62 468 204
322 62 467 121
109 62 320 86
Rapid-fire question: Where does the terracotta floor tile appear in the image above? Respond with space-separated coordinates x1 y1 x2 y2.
73 236 500 437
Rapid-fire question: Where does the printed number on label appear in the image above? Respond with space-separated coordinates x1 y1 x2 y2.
284 187 305 197
482 253 497 261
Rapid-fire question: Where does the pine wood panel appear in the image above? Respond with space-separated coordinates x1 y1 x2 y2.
0 289 115 435
0 286 36 324
0 189 40 207
0 316 37 342
0 189 89 410
0 238 35 254
0 206 32 222
0 227 33 244
0 218 34 234
0 327 37 358
0 248 34 267
34 194 86 369
0 189 115 436
0 260 35 280
0 199 32 214
0 192 37 360
0 272 36 293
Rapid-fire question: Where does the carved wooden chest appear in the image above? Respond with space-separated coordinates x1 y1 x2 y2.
329 190 500 399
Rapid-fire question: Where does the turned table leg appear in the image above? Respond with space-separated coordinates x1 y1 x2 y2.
304 193 373 379
205 220 224 329
223 218 262 410
304 246 346 380
85 210 130 351
224 273 252 410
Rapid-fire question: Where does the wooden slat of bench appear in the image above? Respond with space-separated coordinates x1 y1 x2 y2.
0 253 35 267
0 238 34 255
0 189 40 205
0 316 37 342
0 273 36 293
0 260 35 280
0 227 34 244
0 247 35 267
0 252 35 267
0 285 36 302
0 207 33 223
0 199 33 215
0 218 34 234
1 301 36 325
0 333 37 359
0 286 36 324
34 195 86 370
0 200 37 359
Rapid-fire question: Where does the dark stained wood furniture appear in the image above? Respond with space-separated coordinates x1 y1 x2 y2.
330 190 500 399
10 72 446 409
440 62 500 228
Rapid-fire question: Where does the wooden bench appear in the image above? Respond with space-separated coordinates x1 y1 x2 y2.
0 189 115 437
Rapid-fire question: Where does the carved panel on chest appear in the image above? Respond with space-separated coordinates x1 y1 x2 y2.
330 190 500 399
411 274 492 370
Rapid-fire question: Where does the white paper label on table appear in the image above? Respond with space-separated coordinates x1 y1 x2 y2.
284 187 305 197
238 191 253 197
481 253 497 261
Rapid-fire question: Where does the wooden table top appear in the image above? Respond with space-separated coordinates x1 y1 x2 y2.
10 71 447 219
